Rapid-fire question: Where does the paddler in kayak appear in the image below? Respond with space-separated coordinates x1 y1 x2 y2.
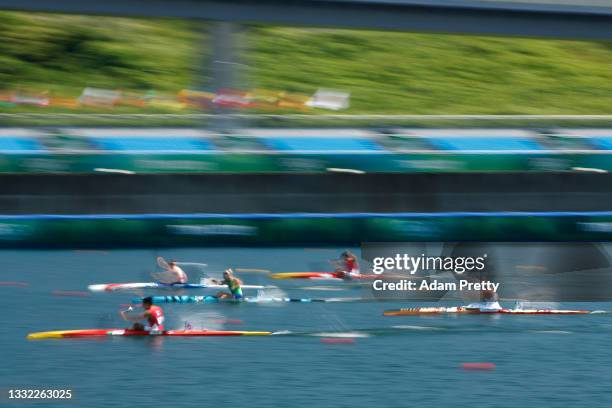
464 286 501 312
212 268 243 300
120 296 165 332
332 251 360 279
154 260 188 284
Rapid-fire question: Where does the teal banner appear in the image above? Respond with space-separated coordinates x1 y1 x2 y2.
1 213 611 247
2 152 612 173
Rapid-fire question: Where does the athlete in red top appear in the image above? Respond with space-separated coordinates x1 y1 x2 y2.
343 251 358 272
120 296 165 332
334 251 360 278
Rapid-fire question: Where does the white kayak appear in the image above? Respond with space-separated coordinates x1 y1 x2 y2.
384 306 593 316
88 282 267 293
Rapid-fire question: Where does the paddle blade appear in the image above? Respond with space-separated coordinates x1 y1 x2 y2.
235 268 271 274
157 256 170 270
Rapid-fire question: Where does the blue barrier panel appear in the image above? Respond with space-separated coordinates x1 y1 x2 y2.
425 136 543 151
588 136 612 150
260 137 384 152
0 137 44 153
89 136 214 151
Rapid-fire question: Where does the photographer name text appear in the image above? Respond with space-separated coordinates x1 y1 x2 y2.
372 279 499 292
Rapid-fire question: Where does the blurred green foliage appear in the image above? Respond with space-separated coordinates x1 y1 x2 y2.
250 27 612 114
1 11 612 114
0 12 202 97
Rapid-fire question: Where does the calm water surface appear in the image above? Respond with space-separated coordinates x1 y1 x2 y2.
1 248 611 408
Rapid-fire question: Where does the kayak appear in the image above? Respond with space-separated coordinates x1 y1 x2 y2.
270 272 346 280
270 272 380 281
27 329 271 340
88 282 266 293
132 295 359 304
383 307 593 316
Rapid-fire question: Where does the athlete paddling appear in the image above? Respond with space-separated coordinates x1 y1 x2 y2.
332 251 360 279
464 286 501 312
120 296 165 332
212 268 243 300
154 259 188 284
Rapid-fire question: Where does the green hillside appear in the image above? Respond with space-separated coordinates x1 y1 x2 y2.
1 11 612 114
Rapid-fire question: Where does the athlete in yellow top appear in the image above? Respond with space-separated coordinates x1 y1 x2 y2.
212 268 243 300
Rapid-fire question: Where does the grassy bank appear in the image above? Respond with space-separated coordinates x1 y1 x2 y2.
1 11 612 115
0 12 201 104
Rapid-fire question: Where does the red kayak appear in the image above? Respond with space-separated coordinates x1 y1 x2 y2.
270 272 383 280
27 329 272 339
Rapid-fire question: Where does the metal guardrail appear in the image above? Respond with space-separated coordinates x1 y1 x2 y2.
2 113 612 128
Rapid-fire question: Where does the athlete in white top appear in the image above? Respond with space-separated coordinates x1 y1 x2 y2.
154 260 188 284
465 287 501 311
